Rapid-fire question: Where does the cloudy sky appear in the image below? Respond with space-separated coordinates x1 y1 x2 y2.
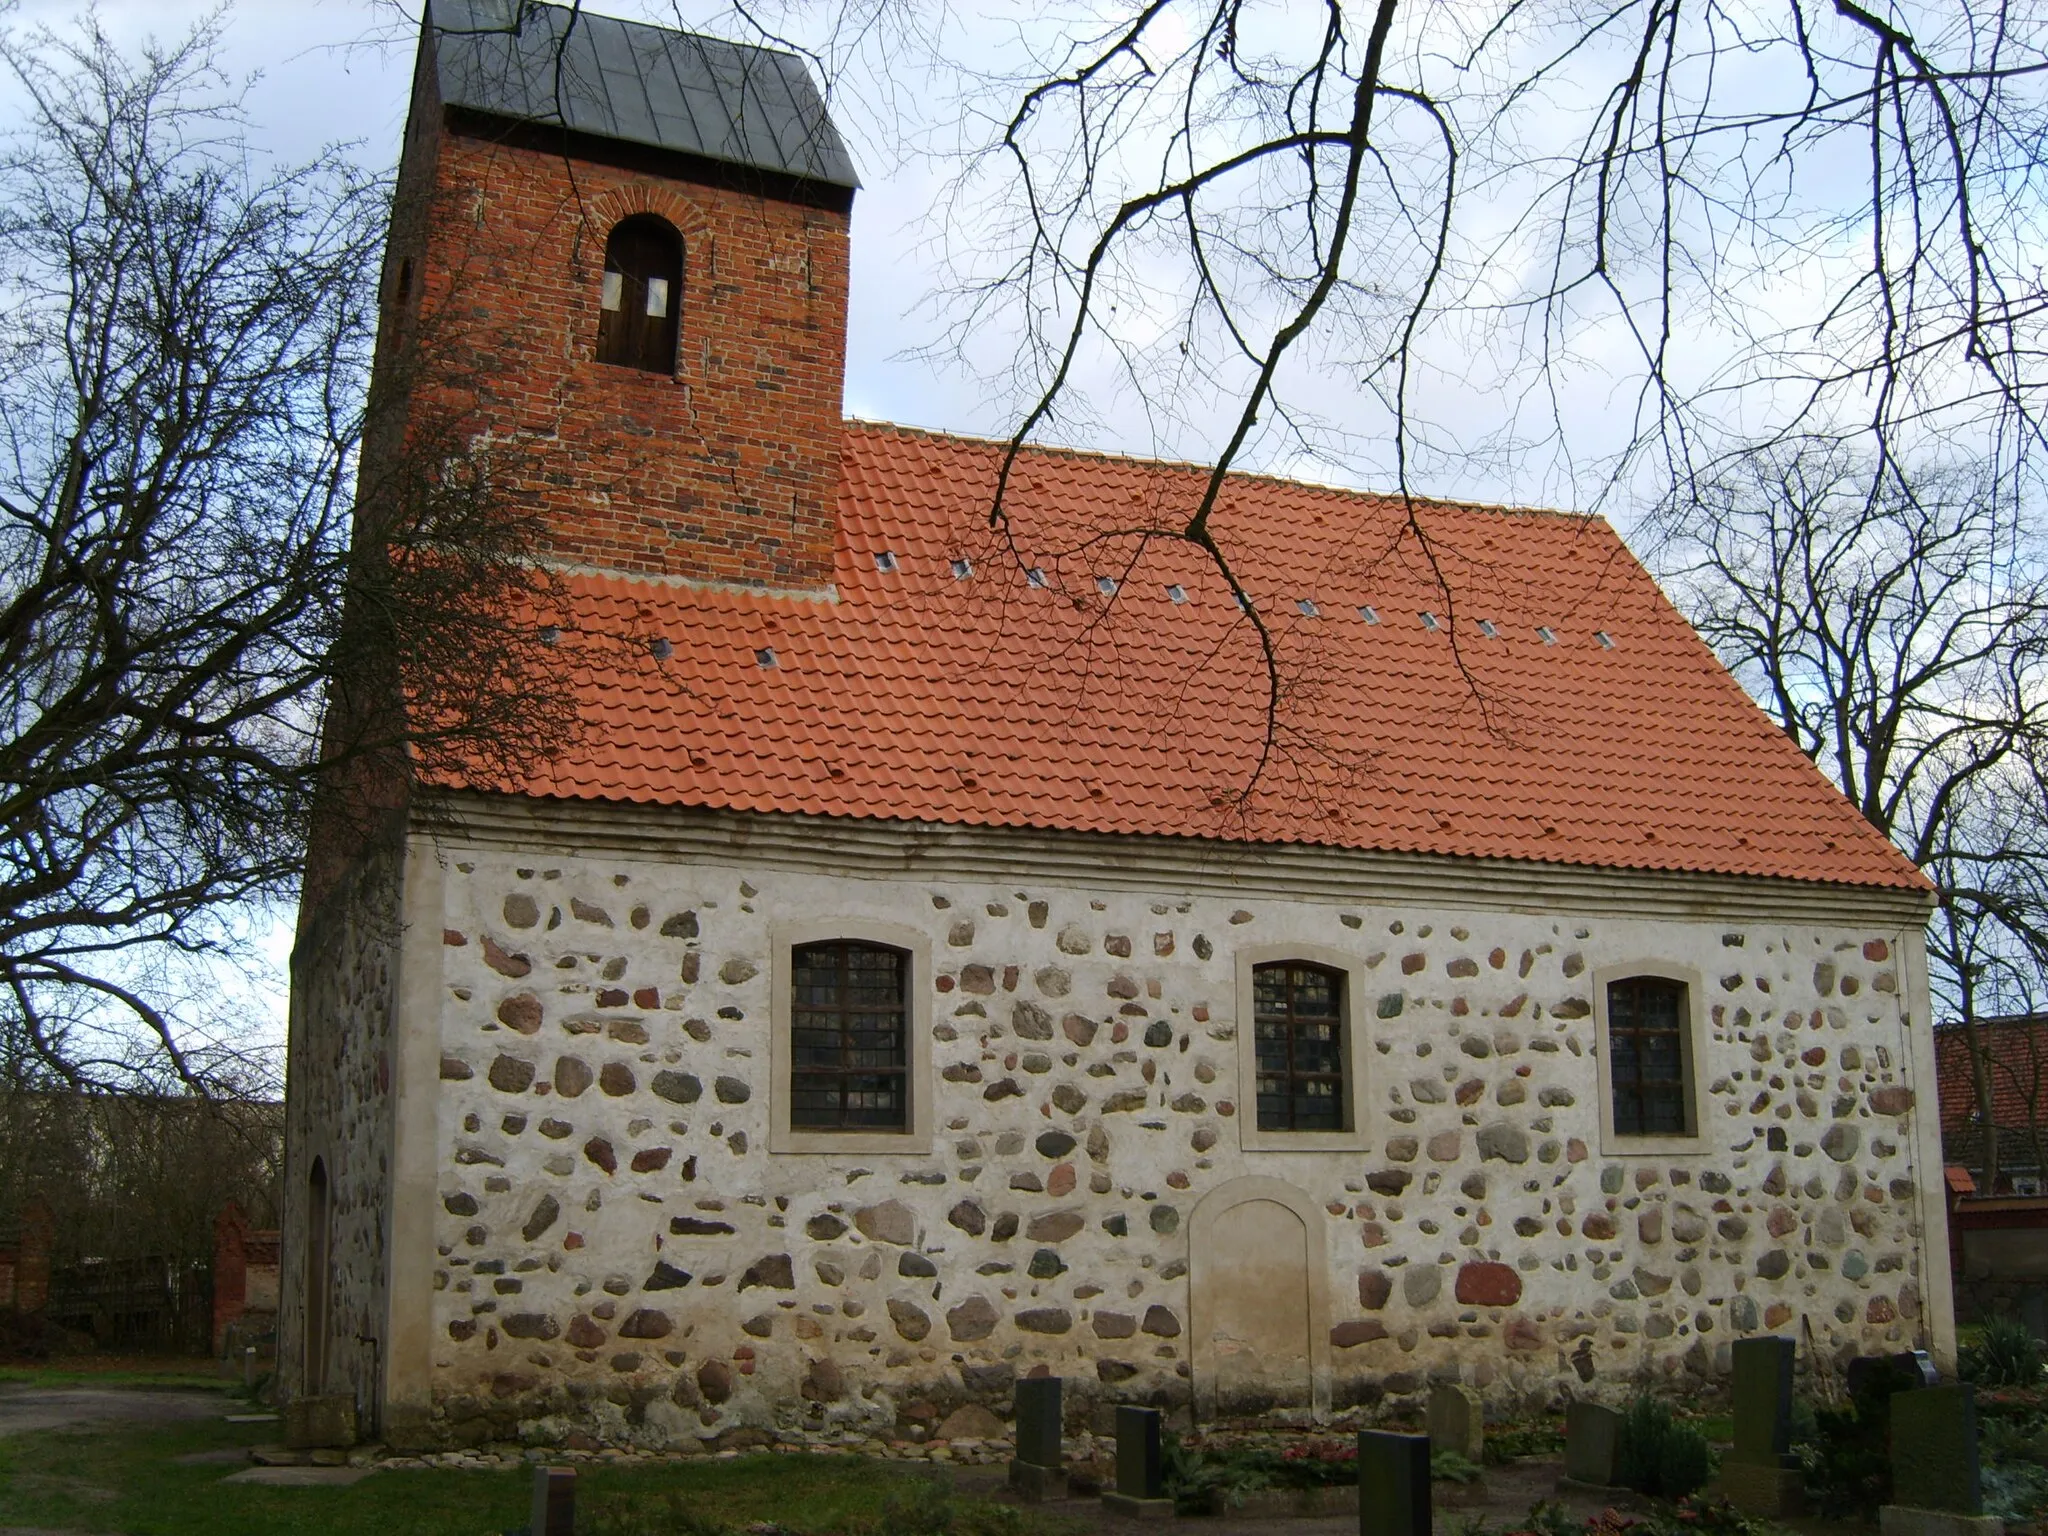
1 0 2002 1063
14 0 1004 437
10 0 1682 506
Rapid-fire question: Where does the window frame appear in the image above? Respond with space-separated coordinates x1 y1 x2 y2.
1593 960 1707 1155
1233 944 1372 1153
770 919 932 1155
595 214 683 375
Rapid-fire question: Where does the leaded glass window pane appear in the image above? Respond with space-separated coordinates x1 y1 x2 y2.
1608 976 1690 1135
790 941 908 1131
1252 962 1347 1132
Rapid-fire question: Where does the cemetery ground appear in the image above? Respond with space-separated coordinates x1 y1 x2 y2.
2 1348 2047 1536
0 1389 1703 1536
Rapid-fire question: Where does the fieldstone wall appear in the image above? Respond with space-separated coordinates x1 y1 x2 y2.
414 840 1937 1448
280 841 406 1416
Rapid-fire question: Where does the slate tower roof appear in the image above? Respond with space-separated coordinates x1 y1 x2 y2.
426 0 858 188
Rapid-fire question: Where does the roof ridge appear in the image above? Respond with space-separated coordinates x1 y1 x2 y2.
483 0 819 69
842 417 1602 525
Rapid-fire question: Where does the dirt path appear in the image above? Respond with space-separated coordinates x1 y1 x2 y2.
0 1384 224 1439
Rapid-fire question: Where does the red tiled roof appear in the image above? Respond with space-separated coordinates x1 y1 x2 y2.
1935 1018 2048 1132
442 423 1928 889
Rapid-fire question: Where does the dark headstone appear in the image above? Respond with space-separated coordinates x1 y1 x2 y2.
1729 1336 1796 1466
530 1465 576 1536
1848 1351 1938 1402
1116 1405 1165 1498
1358 1430 1431 1536
2021 1286 2048 1344
1009 1376 1063 1502
1563 1402 1623 1486
1015 1376 1062 1469
1102 1405 1174 1520
1724 1337 1804 1518
1891 1385 1983 1515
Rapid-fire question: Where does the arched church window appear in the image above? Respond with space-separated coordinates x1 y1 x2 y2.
596 215 681 373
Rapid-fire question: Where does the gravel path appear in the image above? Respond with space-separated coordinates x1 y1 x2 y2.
0 1384 223 1439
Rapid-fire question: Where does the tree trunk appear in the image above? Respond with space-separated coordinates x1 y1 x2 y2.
1960 990 2001 1193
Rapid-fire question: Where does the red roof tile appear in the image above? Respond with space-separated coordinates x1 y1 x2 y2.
435 423 1928 890
1935 1018 2048 1132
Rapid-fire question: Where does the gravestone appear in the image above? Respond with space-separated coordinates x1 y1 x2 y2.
1879 1384 2002 1536
1009 1376 1064 1502
1721 1336 1804 1518
1358 1430 1432 1536
2021 1287 2048 1344
281 1394 356 1451
1102 1405 1173 1520
1849 1351 1940 1399
1562 1402 1624 1488
1428 1382 1484 1462
529 1465 576 1536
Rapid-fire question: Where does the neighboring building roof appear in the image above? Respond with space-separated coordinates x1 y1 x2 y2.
437 423 1930 890
1935 1016 2048 1134
1948 1165 1978 1196
1944 1123 2048 1177
426 0 858 189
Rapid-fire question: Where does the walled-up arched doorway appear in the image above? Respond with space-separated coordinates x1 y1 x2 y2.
304 1157 331 1393
1189 1176 1332 1419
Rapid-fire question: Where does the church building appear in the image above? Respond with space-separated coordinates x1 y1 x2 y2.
282 0 1954 1451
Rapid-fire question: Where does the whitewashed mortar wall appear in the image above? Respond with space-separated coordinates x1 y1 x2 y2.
280 841 405 1420
370 811 1949 1450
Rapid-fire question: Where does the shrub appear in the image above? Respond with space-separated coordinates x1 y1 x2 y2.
1796 1367 1908 1520
1486 1422 1567 1464
1160 1432 1276 1513
1963 1316 2047 1388
1616 1395 1715 1499
1433 1449 1485 1484
0 1307 80 1361
844 1477 1030 1536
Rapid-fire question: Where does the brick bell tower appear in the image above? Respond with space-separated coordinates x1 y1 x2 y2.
375 0 857 590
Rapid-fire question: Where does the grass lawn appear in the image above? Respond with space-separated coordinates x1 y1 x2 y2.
1692 1412 1735 1445
0 1354 230 1391
0 1410 1078 1536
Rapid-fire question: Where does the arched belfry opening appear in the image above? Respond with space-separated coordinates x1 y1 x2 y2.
596 215 682 373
